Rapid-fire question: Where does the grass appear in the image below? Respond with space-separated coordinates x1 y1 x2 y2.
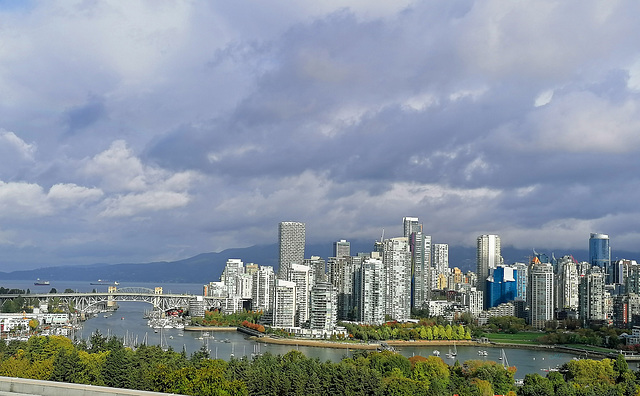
483 332 542 345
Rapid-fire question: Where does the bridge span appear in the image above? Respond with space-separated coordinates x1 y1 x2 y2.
0 287 224 313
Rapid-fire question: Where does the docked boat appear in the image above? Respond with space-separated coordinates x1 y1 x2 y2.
433 350 440 356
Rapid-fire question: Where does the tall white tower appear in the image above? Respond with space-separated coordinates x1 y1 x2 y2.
528 261 554 329
278 221 305 280
476 234 502 308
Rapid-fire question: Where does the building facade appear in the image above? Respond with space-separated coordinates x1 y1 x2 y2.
278 221 306 280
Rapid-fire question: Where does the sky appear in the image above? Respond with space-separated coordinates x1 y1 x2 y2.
1 0 640 271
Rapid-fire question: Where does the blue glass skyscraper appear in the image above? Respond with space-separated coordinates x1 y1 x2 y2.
589 233 610 267
486 265 517 309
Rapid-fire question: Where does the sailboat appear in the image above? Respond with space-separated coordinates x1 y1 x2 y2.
500 349 509 368
451 341 457 357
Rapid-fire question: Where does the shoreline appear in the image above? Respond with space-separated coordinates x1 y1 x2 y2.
248 335 626 359
184 326 238 332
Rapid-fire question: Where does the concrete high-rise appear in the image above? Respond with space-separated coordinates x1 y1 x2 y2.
271 279 296 328
384 237 412 321
333 239 350 258
432 244 449 275
403 217 421 238
360 256 386 324
289 263 310 327
411 232 431 309
310 282 338 331
528 261 554 329
278 221 305 280
579 266 606 326
476 234 502 308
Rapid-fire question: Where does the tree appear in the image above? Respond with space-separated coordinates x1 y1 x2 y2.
517 373 553 396
28 319 39 332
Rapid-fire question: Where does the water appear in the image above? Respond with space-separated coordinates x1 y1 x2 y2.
1 280 593 377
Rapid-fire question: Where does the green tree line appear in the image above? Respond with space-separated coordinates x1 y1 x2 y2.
341 321 471 341
0 333 637 396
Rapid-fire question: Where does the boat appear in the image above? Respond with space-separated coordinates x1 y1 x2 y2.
500 349 510 368
433 350 440 356
478 350 488 356
34 279 50 286
90 280 119 285
451 342 457 357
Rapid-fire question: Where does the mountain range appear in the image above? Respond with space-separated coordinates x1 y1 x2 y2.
0 241 635 284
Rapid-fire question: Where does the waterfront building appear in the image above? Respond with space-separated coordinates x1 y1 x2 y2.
189 296 205 318
528 261 554 329
220 259 244 298
383 237 412 321
466 287 483 316
579 266 606 326
333 239 350 258
360 256 386 324
476 234 502 309
289 264 310 327
252 266 275 312
278 221 305 280
309 281 338 331
485 265 517 309
203 281 226 298
272 279 296 328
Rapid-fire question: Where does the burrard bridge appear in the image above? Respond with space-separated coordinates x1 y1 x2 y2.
0 287 224 313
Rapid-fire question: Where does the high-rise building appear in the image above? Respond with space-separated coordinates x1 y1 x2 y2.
360 256 386 324
485 265 517 309
411 232 431 309
476 234 502 308
432 243 449 275
289 263 310 327
384 237 411 321
528 261 554 329
304 256 327 286
333 240 351 258
512 262 528 301
589 233 610 276
557 257 579 312
221 259 244 298
278 221 305 280
271 279 296 328
252 266 275 312
309 282 338 331
579 266 606 326
403 217 421 238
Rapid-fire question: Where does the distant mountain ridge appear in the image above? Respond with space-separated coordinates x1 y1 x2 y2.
1 241 636 284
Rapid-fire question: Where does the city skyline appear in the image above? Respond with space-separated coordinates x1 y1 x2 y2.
1 1 640 271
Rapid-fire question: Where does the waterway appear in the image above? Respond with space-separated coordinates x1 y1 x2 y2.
0 280 625 378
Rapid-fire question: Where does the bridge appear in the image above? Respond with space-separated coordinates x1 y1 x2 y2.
0 287 224 314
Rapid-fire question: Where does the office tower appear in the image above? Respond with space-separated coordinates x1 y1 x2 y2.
403 217 421 238
252 266 275 312
333 240 351 258
309 282 338 331
221 259 244 297
626 262 640 294
512 262 528 301
289 264 310 327
528 261 553 329
411 232 431 309
383 237 412 321
579 266 606 326
432 244 449 275
360 257 386 324
485 265 517 309
589 233 611 282
271 279 296 328
612 259 635 287
278 221 306 280
476 234 502 308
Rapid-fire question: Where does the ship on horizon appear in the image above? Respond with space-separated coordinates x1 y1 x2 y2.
34 279 50 286
90 280 119 286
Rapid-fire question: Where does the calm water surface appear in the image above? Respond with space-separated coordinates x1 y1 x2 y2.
1 280 616 378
